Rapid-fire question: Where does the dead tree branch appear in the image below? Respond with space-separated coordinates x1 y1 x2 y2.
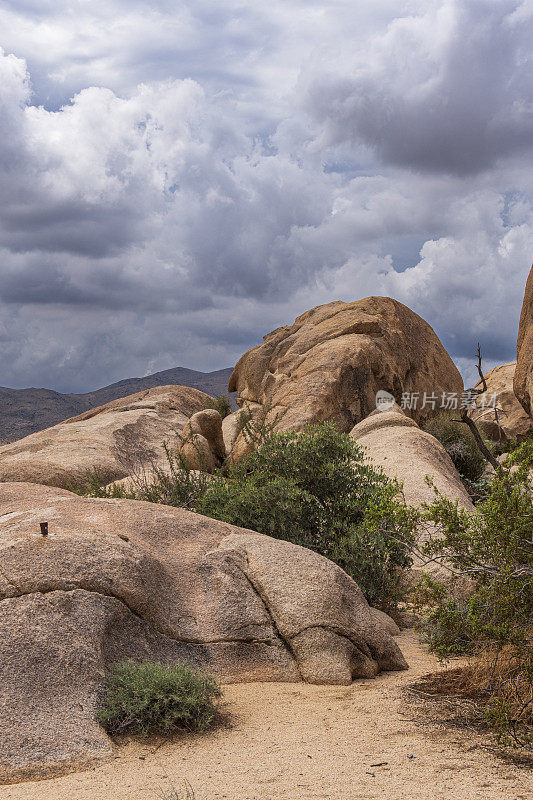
453 344 503 473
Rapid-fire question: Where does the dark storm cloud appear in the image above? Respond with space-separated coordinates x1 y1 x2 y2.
0 1 531 392
304 0 533 175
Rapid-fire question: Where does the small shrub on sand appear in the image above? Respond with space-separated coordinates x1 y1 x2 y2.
412 647 532 748
157 783 196 800
97 661 221 737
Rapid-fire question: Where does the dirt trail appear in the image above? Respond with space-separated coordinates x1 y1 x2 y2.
1 631 531 800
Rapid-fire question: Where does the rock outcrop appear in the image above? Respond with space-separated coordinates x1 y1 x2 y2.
179 409 226 472
515 265 533 418
470 362 532 441
0 482 407 782
227 297 462 459
0 386 212 489
350 407 473 512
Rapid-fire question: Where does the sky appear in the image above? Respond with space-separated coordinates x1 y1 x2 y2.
0 0 532 392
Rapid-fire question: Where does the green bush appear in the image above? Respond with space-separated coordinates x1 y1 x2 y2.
205 394 232 419
79 445 213 509
84 422 417 611
197 423 417 610
417 459 533 743
495 428 533 457
97 661 221 737
504 435 533 470
423 412 486 482
135 446 214 510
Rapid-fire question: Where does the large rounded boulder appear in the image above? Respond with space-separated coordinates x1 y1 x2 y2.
515 265 533 418
227 297 462 459
470 362 532 441
350 408 473 512
0 386 212 489
0 482 406 782
179 408 226 472
350 408 474 578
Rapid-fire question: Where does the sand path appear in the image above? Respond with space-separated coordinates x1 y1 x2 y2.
1 631 531 800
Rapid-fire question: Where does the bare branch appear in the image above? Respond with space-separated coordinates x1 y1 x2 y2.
476 343 488 393
460 407 501 471
452 343 505 472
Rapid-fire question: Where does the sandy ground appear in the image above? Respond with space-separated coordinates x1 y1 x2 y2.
1 631 531 800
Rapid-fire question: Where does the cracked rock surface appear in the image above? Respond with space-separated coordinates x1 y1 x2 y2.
0 482 407 783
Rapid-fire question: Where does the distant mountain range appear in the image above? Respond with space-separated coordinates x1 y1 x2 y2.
0 366 234 444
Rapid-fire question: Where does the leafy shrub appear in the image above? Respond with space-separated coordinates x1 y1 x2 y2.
84 422 417 611
414 591 477 657
423 412 486 482
495 428 533 457
97 661 221 737
416 460 533 743
235 401 286 448
504 435 533 470
205 394 232 419
197 423 417 610
458 474 493 504
68 467 127 496
134 445 214 509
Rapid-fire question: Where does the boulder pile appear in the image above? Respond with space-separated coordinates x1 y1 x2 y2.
226 297 462 461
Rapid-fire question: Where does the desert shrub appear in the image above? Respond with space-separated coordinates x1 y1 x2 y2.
459 474 493 504
496 428 533 457
235 401 287 448
83 422 417 610
135 445 214 509
416 460 533 743
197 423 417 610
411 650 533 749
97 661 221 737
205 394 232 419
422 606 477 656
423 412 486 482
68 467 128 496
504 436 533 470
80 445 213 509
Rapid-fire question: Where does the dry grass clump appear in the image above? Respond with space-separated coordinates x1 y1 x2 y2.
412 644 532 748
